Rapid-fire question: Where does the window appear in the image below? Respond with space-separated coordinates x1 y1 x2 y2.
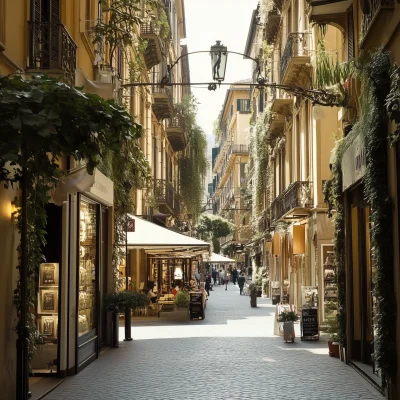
237 99 250 112
85 0 92 32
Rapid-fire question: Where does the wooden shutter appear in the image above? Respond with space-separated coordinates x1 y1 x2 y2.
237 99 241 112
347 5 354 60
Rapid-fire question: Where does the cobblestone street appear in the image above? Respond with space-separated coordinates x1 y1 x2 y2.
44 284 383 400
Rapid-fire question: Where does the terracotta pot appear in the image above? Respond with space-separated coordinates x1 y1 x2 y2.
328 341 340 358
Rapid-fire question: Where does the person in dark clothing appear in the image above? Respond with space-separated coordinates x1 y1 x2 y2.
238 273 246 295
232 267 238 285
205 275 211 296
211 268 217 285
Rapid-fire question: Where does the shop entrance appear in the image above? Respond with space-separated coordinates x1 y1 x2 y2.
349 186 377 376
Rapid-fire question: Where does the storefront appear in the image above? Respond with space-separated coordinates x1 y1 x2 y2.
342 134 380 383
31 168 113 377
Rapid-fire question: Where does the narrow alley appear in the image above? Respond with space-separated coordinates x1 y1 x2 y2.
44 285 382 400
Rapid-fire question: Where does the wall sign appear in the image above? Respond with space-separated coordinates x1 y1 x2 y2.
341 133 367 191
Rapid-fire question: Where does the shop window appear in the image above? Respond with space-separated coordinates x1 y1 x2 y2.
78 197 98 338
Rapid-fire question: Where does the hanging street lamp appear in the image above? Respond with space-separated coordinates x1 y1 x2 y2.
210 41 228 86
124 41 343 107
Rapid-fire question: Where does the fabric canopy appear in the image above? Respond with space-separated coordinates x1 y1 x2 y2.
126 214 210 257
207 252 235 263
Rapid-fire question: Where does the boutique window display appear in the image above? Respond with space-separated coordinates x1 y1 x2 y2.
32 262 60 373
78 198 97 337
321 245 337 320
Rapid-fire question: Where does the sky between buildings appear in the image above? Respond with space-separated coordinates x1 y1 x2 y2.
184 0 259 155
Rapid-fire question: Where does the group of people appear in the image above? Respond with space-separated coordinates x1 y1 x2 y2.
208 265 247 295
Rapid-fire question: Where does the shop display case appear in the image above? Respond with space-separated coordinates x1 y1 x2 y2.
321 245 337 318
78 198 97 337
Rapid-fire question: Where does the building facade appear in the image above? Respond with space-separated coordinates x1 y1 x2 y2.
211 81 252 262
0 0 189 397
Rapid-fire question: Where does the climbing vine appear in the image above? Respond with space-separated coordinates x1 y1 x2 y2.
0 75 145 359
176 94 208 220
324 49 396 388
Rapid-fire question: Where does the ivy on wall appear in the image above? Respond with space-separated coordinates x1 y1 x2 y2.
176 94 208 220
324 49 396 388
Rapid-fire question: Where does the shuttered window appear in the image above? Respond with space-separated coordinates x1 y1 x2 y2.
347 5 354 60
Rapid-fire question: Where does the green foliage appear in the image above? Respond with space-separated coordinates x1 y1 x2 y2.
278 310 298 323
313 23 353 106
323 316 339 342
0 75 146 361
248 282 260 295
196 214 234 253
176 94 208 219
174 290 189 308
324 49 396 388
157 7 170 40
212 109 223 144
93 0 159 65
104 291 150 312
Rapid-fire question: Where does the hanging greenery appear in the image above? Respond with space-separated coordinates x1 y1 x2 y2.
212 109 223 144
324 49 396 388
93 0 160 65
176 94 208 220
0 75 145 359
313 23 353 106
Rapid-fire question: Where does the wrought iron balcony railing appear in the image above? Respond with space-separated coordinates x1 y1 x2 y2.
153 179 180 215
280 32 310 81
271 181 313 221
28 22 77 77
361 0 394 46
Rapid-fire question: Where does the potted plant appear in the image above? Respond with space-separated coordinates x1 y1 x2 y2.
249 282 259 307
278 310 298 343
324 316 340 358
174 290 190 308
104 291 150 347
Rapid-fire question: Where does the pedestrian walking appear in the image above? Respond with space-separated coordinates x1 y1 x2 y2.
212 268 217 285
195 271 201 287
238 273 246 295
205 275 211 296
219 269 225 285
232 267 238 285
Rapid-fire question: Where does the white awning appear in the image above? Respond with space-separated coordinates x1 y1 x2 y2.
207 253 235 263
53 167 113 206
126 214 210 257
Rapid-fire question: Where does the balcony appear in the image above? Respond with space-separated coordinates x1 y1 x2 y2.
258 209 271 232
265 8 280 45
166 117 187 152
28 22 77 81
140 23 163 69
272 0 284 11
152 85 174 120
306 0 352 29
271 181 313 222
360 0 395 49
153 179 180 216
270 87 293 117
231 144 249 155
280 32 311 87
266 113 285 141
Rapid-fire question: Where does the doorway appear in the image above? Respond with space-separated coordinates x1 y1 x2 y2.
348 185 377 378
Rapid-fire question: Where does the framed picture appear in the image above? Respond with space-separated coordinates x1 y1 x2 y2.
41 316 56 337
39 263 59 286
40 289 58 313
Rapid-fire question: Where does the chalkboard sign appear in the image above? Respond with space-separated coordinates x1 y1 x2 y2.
301 308 319 340
189 292 204 320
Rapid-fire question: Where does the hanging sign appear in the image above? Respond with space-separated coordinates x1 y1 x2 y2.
301 308 319 341
341 133 366 191
127 218 135 232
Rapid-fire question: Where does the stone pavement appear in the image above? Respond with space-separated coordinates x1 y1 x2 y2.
44 283 384 400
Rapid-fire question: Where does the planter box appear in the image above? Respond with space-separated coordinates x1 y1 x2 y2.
250 294 257 307
328 341 340 358
283 321 295 343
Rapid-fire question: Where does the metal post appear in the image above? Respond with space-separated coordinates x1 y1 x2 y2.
124 219 132 341
16 164 30 400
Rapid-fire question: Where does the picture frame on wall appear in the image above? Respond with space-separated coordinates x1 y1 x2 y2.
40 289 58 313
39 263 59 286
41 316 56 337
